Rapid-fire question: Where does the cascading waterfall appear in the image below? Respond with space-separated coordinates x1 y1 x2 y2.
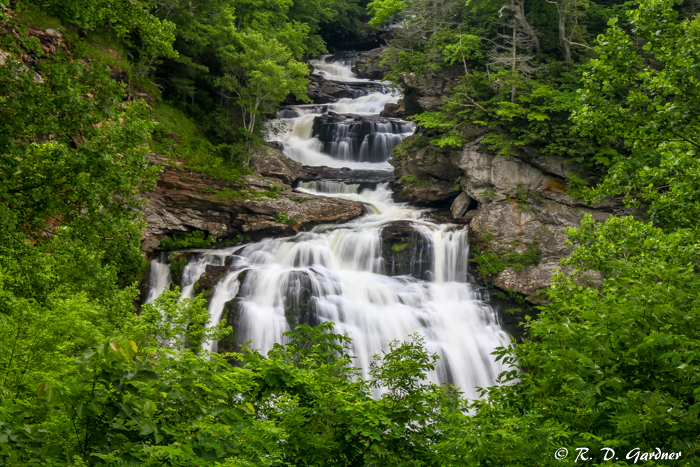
308 52 361 82
144 252 172 305
268 53 411 169
146 54 511 398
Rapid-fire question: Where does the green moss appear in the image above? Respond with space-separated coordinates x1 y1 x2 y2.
168 253 189 286
566 173 590 199
471 243 542 277
398 174 431 186
161 231 216 251
276 212 298 227
391 136 429 162
215 188 243 201
392 243 408 252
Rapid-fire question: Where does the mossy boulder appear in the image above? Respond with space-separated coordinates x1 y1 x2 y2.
380 221 432 280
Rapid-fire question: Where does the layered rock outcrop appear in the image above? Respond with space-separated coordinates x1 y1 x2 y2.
391 134 631 303
142 146 366 252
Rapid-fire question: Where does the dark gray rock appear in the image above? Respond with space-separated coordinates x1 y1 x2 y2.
352 47 391 80
400 66 463 115
390 136 462 206
380 222 433 280
301 74 388 104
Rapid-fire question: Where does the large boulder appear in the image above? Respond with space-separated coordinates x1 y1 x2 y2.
380 221 432 280
390 136 462 206
352 47 391 80
327 27 394 52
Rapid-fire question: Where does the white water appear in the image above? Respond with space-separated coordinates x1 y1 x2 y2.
146 183 510 397
146 57 510 397
144 254 171 305
309 53 366 83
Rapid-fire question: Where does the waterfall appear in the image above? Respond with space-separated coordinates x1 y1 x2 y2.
309 52 361 82
144 252 172 305
146 56 511 398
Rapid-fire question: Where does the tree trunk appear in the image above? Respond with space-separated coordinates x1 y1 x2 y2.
511 26 516 103
508 0 539 50
557 4 572 61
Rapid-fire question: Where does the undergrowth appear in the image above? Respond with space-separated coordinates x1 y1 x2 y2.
471 242 541 277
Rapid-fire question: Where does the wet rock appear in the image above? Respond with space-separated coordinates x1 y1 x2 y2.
282 271 317 328
300 166 394 185
312 112 412 163
380 221 432 280
302 74 387 104
352 47 391 80
193 265 233 302
167 251 199 288
327 27 394 52
217 297 243 354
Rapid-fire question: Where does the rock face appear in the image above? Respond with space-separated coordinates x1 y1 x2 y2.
391 133 632 303
389 136 463 206
249 145 306 185
352 47 391 80
141 147 366 252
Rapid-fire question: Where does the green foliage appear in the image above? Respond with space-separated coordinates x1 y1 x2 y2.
160 231 216 251
574 0 700 228
367 0 404 26
471 243 541 276
398 174 431 186
151 103 247 181
276 212 298 226
391 243 408 252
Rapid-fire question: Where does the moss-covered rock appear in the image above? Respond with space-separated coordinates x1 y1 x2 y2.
380 221 432 280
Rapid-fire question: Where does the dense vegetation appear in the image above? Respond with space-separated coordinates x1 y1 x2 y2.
2 0 700 465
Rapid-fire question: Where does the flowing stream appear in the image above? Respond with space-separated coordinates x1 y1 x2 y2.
146 53 510 398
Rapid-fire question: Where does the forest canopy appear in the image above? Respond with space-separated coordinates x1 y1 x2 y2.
1 0 700 465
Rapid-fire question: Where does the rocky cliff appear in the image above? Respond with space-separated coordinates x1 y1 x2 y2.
391 135 631 304
141 146 366 253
